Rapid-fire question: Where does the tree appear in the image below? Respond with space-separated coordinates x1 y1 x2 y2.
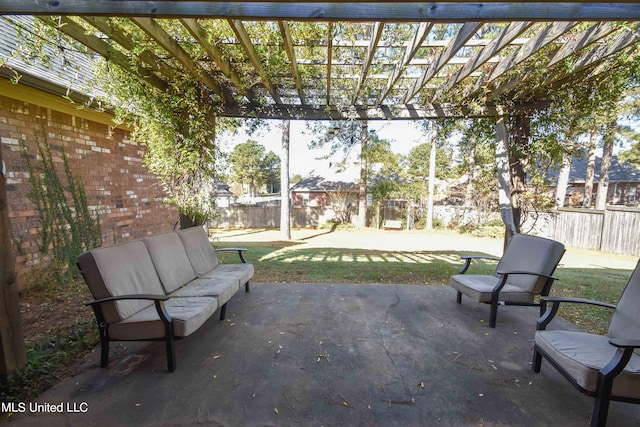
229 140 281 196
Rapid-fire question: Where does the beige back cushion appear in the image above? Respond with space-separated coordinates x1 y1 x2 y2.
178 226 219 275
79 240 166 323
143 232 197 293
496 234 565 294
609 259 640 340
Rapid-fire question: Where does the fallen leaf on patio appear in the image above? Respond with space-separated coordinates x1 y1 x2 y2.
478 394 484 397
274 407 279 414
418 381 425 388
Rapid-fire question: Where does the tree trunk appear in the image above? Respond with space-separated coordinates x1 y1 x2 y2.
426 121 436 230
496 116 517 241
464 142 476 207
555 152 571 208
584 131 598 207
0 141 27 376
595 120 615 210
509 114 530 232
280 120 291 240
358 121 368 229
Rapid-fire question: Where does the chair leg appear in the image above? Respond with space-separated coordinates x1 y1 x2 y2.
219 302 227 321
532 347 542 373
591 379 612 427
245 281 250 292
456 291 462 304
489 299 499 328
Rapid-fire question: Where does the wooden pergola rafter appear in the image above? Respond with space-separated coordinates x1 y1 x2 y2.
2 1 640 120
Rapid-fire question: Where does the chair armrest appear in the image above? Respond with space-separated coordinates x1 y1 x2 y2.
458 255 500 274
215 247 248 263
609 338 640 349
84 294 170 306
536 296 616 330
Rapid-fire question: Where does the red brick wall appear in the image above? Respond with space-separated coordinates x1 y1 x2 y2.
1 94 177 282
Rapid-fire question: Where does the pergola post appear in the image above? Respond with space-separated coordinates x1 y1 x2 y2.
0 141 27 376
280 119 291 240
495 115 517 243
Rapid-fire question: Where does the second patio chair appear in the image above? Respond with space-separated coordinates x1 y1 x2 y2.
450 233 565 327
533 259 640 427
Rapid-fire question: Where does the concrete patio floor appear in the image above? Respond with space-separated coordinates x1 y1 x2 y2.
9 283 640 426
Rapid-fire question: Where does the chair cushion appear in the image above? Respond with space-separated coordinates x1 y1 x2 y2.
496 234 565 294
108 296 219 340
178 226 219 275
205 264 254 287
535 330 640 399
144 232 197 294
79 241 166 323
450 274 535 304
171 276 240 306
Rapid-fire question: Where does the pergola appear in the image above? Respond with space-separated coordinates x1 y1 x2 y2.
1 0 640 374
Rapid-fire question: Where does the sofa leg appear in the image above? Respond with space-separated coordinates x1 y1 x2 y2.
166 336 176 373
245 281 250 292
220 302 227 321
100 336 110 368
456 291 462 304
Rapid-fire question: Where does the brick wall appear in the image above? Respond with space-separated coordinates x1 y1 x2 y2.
1 94 177 283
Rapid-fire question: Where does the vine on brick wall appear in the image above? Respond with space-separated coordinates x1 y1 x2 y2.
20 131 101 282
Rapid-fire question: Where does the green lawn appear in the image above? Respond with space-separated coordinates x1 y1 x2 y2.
215 228 637 335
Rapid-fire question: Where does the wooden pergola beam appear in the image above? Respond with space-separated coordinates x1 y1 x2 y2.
404 21 483 103
2 1 640 21
228 19 283 104
37 16 169 91
180 18 255 102
352 22 383 104
279 20 306 104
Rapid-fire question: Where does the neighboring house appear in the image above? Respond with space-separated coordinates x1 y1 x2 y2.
212 180 234 208
290 175 358 207
548 155 640 207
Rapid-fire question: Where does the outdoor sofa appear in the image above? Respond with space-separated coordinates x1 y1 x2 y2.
77 226 253 372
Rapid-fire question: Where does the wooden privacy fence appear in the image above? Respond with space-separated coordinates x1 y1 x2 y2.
553 207 640 256
210 205 640 256
209 206 338 229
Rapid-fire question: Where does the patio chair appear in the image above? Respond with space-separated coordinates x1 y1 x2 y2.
533 260 640 427
450 233 565 327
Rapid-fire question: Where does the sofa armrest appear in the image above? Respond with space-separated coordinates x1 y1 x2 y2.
458 255 500 274
84 294 172 327
536 296 616 330
84 294 170 306
215 247 248 263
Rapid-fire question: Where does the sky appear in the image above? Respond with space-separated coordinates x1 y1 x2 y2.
218 120 430 181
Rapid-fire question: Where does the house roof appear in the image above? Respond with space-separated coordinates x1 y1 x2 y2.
291 175 357 192
547 155 640 184
0 16 104 103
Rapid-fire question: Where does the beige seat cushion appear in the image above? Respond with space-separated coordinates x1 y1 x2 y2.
144 232 197 293
450 274 535 304
108 296 219 340
205 264 254 287
171 276 240 306
535 330 640 399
